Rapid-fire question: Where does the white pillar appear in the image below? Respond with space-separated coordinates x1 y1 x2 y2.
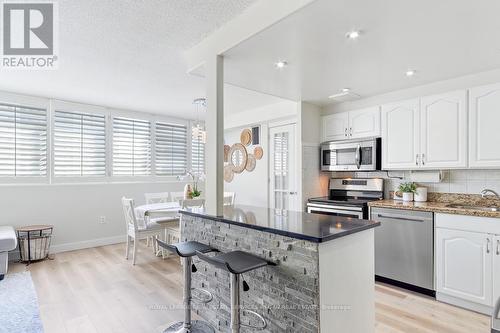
205 54 224 216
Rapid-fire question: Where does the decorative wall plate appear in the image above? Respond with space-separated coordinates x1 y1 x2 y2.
224 165 234 183
254 146 263 160
224 144 231 162
229 143 248 173
240 128 252 146
245 154 256 172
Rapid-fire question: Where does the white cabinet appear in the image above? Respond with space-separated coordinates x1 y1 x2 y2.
469 83 500 168
348 107 381 139
322 112 349 141
381 99 420 169
420 91 467 168
381 91 467 170
321 107 380 142
436 228 492 306
494 235 500 306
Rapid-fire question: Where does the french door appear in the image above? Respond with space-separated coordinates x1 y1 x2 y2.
269 123 297 211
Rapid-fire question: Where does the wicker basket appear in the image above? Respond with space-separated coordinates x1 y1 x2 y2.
18 230 52 262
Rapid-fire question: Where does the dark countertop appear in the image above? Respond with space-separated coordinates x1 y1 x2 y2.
179 205 380 243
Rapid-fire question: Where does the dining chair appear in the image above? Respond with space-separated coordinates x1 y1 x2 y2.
223 192 236 206
170 191 185 203
144 192 170 204
122 197 168 265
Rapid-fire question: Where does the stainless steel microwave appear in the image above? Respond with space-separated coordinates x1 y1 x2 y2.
320 138 381 171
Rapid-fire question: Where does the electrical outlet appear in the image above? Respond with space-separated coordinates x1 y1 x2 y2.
99 216 106 224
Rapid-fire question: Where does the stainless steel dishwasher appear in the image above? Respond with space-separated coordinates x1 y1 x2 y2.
371 207 434 294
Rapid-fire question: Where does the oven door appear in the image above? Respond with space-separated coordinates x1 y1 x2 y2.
321 139 379 171
306 203 364 219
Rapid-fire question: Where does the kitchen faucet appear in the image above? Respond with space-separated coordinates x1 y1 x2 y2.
480 189 500 198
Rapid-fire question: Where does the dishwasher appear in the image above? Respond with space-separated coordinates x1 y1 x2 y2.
371 207 434 295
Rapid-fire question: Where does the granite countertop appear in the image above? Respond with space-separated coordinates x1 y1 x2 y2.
180 204 380 243
369 199 500 218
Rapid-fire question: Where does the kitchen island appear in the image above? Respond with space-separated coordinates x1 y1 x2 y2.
179 205 380 333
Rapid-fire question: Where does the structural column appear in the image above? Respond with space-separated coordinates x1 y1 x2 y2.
205 54 224 216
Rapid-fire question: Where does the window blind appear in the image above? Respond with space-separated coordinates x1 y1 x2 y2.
191 129 205 174
155 122 187 176
0 103 47 177
113 117 151 176
53 111 106 177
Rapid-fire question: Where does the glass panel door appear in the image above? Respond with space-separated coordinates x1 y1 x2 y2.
270 124 296 211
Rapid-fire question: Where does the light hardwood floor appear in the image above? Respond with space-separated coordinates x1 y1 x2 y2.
9 243 491 333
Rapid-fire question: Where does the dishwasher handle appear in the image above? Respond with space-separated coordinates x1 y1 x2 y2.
372 214 428 223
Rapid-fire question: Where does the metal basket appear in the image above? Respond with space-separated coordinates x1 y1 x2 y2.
18 230 52 262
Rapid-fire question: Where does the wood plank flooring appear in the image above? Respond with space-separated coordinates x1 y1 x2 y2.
9 243 491 333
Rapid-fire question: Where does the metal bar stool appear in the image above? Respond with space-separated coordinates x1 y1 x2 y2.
157 240 218 333
196 250 276 333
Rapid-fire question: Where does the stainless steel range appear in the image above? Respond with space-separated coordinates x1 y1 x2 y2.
307 178 384 219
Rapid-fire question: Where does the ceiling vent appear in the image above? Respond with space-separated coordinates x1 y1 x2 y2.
328 90 361 102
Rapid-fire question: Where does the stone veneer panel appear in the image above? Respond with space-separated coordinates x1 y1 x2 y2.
181 214 320 333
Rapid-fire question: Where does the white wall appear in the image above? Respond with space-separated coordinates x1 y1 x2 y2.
1 181 195 253
224 100 298 208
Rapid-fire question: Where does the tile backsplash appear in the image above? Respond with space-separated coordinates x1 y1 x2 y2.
331 170 500 198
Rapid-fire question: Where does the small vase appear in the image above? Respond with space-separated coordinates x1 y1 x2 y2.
402 192 414 202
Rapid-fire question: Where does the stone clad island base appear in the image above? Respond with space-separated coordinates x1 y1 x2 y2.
180 206 377 333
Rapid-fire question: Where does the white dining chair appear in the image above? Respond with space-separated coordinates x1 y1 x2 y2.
170 191 185 203
223 192 236 206
122 197 168 265
144 192 170 204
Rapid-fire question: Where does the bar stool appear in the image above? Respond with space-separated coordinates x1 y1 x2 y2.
196 250 276 333
157 240 217 333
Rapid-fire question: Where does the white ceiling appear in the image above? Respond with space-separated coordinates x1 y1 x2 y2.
221 0 500 105
0 0 285 118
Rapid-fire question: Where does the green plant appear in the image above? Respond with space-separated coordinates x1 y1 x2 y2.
398 182 417 193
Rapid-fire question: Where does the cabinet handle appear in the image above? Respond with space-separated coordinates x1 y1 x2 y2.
416 154 419 166
350 127 353 136
345 128 348 137
497 239 500 255
487 238 491 254
422 153 425 165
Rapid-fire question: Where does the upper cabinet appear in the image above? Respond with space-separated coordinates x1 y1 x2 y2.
381 99 420 169
381 91 468 170
322 112 349 141
420 91 468 169
469 83 500 168
321 107 380 142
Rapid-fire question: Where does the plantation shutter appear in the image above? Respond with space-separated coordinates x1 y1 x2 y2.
53 111 106 177
155 122 187 176
191 129 205 174
0 103 47 176
113 117 151 176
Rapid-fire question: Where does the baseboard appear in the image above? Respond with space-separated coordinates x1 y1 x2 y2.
50 235 127 253
8 234 126 261
436 292 492 316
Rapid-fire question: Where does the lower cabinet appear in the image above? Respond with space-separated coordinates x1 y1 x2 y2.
435 213 500 314
436 228 492 306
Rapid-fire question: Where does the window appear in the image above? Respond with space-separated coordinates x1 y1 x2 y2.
191 128 205 174
155 122 187 176
53 111 106 177
0 103 47 177
113 117 151 176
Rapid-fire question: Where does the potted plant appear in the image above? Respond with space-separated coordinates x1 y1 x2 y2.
178 170 204 199
398 182 417 202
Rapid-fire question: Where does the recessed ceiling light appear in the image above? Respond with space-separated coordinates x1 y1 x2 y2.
275 61 288 69
405 69 417 77
346 30 361 39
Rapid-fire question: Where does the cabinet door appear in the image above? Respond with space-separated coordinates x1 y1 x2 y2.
470 83 500 168
322 112 349 142
348 107 381 139
436 228 492 306
494 235 500 306
381 99 420 169
420 90 467 169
